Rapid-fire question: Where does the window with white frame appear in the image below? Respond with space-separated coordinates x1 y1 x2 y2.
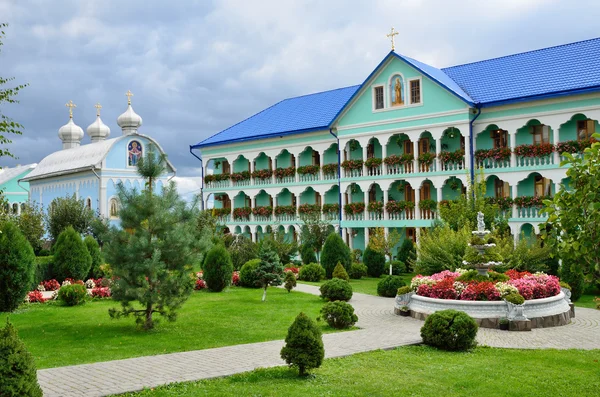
409 79 421 104
373 86 384 110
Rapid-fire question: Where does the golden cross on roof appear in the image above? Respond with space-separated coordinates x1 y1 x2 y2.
65 100 76 119
386 27 399 51
94 103 102 117
125 89 133 105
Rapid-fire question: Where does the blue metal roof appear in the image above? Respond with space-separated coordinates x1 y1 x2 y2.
442 37 600 106
192 85 360 148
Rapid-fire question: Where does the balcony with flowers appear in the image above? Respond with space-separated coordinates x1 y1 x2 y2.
322 163 338 180
230 171 251 187
367 201 383 220
232 207 252 221
475 147 511 169
251 169 273 185
252 206 273 222
384 153 414 175
514 143 554 167
365 157 383 177
418 198 437 220
385 200 414 221
341 159 364 178
322 203 340 221
297 165 320 182
438 149 465 171
274 205 296 222
274 166 296 184
344 201 365 221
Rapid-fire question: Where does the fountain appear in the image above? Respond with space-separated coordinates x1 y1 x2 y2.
466 212 502 276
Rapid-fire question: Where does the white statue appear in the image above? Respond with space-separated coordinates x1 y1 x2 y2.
477 211 485 232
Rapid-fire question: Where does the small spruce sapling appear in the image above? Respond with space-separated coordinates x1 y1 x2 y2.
280 312 324 376
0 320 43 397
256 240 284 301
284 271 297 293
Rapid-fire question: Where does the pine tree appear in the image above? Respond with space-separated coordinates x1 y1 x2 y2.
0 320 43 397
256 240 284 301
280 312 324 376
0 222 36 312
104 145 203 329
320 233 351 278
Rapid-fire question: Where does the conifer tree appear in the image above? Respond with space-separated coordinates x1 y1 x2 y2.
320 232 351 278
0 320 43 397
256 240 284 301
284 271 296 293
104 145 202 329
0 222 35 312
52 226 92 282
280 312 324 376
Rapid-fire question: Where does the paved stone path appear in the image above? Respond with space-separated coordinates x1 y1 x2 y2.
38 284 600 396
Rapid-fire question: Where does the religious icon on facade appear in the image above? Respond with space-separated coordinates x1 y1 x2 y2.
109 198 119 218
128 140 142 166
391 75 404 106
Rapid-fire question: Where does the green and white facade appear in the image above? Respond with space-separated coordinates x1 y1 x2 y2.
0 164 36 215
192 39 600 252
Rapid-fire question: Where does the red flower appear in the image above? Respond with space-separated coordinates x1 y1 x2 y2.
28 290 47 303
91 287 111 298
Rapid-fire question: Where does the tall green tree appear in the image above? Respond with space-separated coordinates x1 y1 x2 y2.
0 23 28 161
0 320 43 397
45 195 94 242
104 145 203 329
320 232 351 278
368 227 402 275
543 135 600 289
0 222 35 312
256 240 284 302
298 212 331 262
14 203 44 254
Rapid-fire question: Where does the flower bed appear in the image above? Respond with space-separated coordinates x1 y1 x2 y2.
298 204 320 215
274 166 295 178
233 207 252 220
410 269 560 301
344 202 365 215
297 165 320 175
274 205 296 216
27 290 47 303
341 159 364 170
514 143 554 158
41 279 60 291
251 169 273 179
252 206 273 217
474 147 511 161
322 163 337 176
322 203 340 214
91 287 111 298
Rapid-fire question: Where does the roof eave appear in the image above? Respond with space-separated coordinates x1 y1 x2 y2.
20 165 100 183
478 86 600 108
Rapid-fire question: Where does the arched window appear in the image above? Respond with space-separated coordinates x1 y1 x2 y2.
86 197 92 209
389 74 405 107
109 198 119 218
12 203 19 214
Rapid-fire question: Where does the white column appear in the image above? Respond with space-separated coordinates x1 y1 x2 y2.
435 139 441 171
436 186 443 215
552 126 560 165
510 132 517 167
415 227 421 246
362 146 368 176
347 229 353 250
511 184 518 219
381 144 388 175
341 190 347 221
383 189 389 220
363 190 368 219
414 187 421 220
413 140 419 172
365 227 370 248
554 182 560 196
465 133 472 170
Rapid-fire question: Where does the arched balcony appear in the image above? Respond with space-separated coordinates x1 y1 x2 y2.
515 173 554 219
418 180 437 220
557 114 599 160
417 131 436 172
299 187 322 218
323 185 340 221
275 188 296 222
365 138 383 177
342 139 364 178
367 183 384 220
441 176 465 203
439 127 465 171
211 192 232 222
344 183 365 221
386 180 415 220
475 124 511 169
251 152 273 186
298 146 321 182
205 158 231 188
232 191 251 222
515 120 554 167
253 189 273 222
385 133 414 175
231 155 251 187
322 143 339 181
274 149 296 184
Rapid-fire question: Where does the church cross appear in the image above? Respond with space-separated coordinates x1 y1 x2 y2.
65 100 76 119
125 89 134 105
386 27 399 51
94 103 102 117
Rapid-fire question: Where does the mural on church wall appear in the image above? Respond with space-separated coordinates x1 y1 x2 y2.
128 140 142 166
390 74 405 106
109 198 119 218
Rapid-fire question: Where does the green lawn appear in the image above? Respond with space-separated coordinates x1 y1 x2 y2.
299 273 416 296
2 287 335 369
119 346 600 396
575 293 599 309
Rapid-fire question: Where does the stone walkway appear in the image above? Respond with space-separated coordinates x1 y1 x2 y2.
38 284 600 396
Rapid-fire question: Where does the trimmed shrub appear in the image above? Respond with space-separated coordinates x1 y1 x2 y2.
420 310 478 351
0 222 36 312
389 260 406 275
332 262 350 281
377 275 406 297
363 246 385 278
57 284 87 306
300 244 317 265
397 286 412 295
348 262 368 279
284 271 297 292
0 321 43 396
84 236 103 279
203 244 234 292
32 256 53 290
456 269 509 283
320 233 351 278
319 278 353 301
504 292 525 305
298 263 326 282
239 259 261 288
320 301 357 329
52 226 92 282
280 312 324 376
560 260 585 301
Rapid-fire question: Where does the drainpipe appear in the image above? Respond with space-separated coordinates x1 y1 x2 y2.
189 146 204 210
328 128 343 237
469 105 482 201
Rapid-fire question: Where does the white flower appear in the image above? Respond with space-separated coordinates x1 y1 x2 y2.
495 282 518 297
61 280 71 287
37 284 46 292
85 279 96 289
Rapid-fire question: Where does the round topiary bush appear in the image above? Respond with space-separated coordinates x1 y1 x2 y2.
332 262 350 281
53 226 92 282
57 284 88 306
280 312 324 377
300 244 317 265
320 301 358 329
284 271 297 292
377 275 406 297
348 262 368 279
319 278 353 301
456 269 509 283
0 320 43 397
320 233 351 278
298 263 326 282
363 246 385 278
239 259 261 288
503 292 525 305
84 235 103 279
420 309 478 351
389 260 406 275
0 222 36 313
203 244 234 292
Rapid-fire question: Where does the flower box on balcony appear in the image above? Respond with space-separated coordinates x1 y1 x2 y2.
514 143 554 158
252 206 273 217
367 201 383 213
274 166 296 178
474 147 511 161
417 152 436 165
230 171 251 182
555 138 597 154
365 158 383 168
344 202 365 215
205 173 231 183
297 165 320 175
418 199 437 211
438 149 465 164
322 203 340 214
384 153 414 166
513 196 549 208
485 196 514 211
251 169 273 179
274 205 296 216
322 163 338 176
341 159 364 170
212 207 231 217
384 200 414 213
298 204 321 215
233 207 252 220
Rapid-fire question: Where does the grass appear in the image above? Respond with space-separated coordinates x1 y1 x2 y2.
575 293 599 309
119 345 600 396
299 273 416 296
1 287 337 369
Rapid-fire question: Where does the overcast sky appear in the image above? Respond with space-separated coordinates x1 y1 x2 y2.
1 0 599 197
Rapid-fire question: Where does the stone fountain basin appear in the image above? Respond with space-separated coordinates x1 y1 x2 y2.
396 291 573 329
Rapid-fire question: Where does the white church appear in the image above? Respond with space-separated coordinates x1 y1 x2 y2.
21 92 175 225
